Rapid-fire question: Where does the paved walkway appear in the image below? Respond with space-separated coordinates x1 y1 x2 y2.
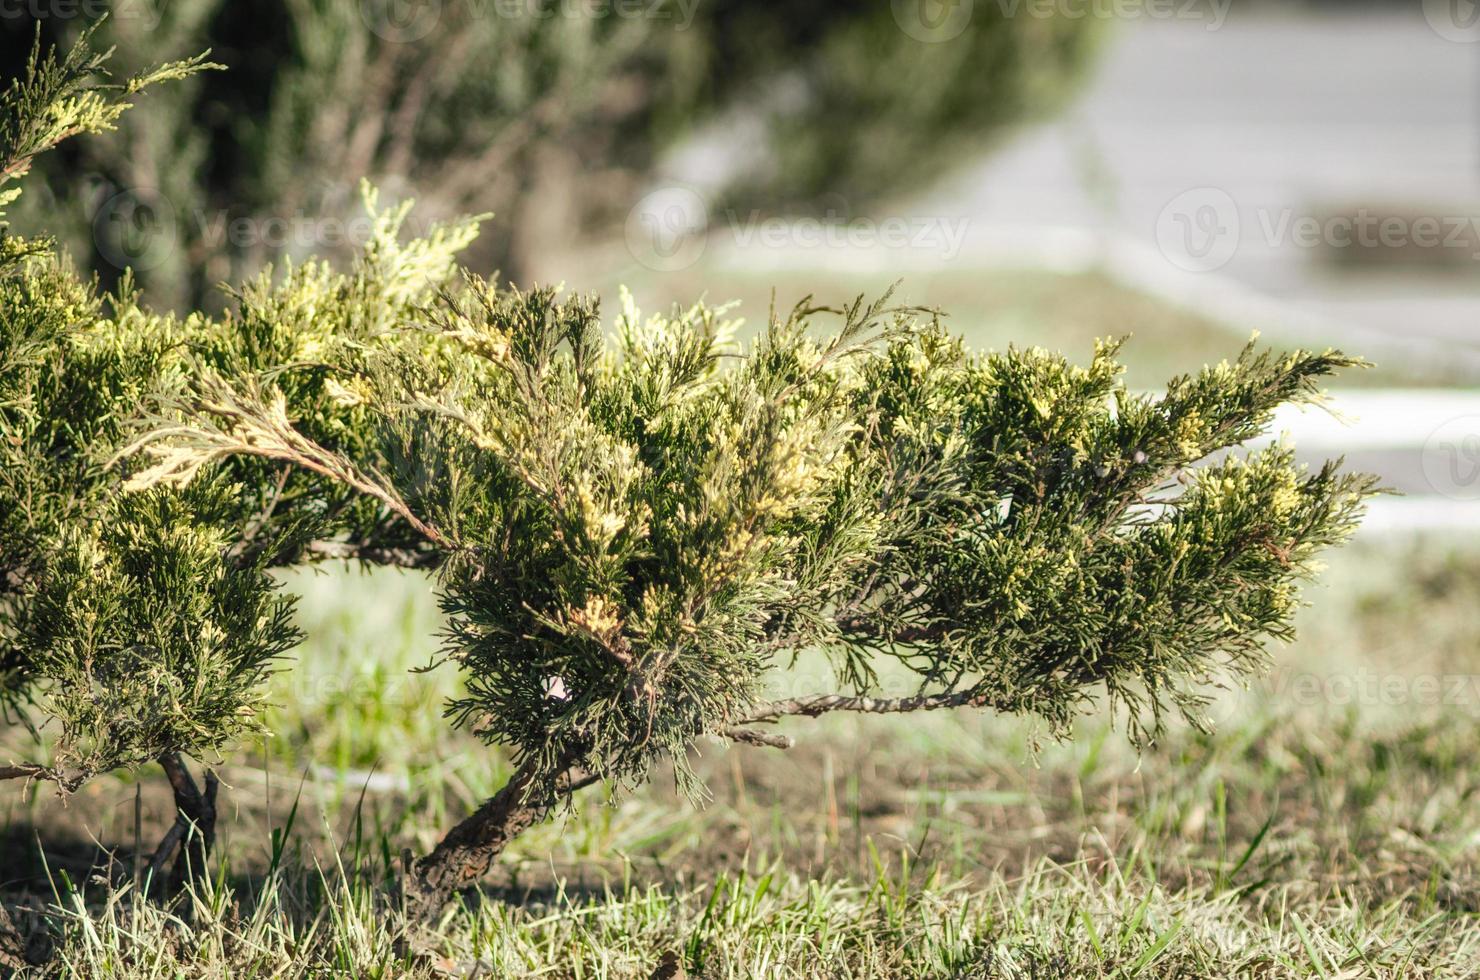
914 10 1480 360
1271 389 1480 530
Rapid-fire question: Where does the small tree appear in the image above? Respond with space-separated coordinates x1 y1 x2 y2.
3 36 1373 914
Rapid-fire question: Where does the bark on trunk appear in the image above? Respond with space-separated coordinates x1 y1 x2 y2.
148 752 219 895
402 759 554 916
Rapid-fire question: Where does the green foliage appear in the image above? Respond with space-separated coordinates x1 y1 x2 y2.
830 333 1373 739
0 24 212 714
0 36 478 781
126 289 1373 803
0 1 1099 308
2 33 1371 832
0 22 214 214
0 250 181 717
23 483 297 782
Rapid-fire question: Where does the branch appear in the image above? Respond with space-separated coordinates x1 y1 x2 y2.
557 768 602 796
119 379 460 554
303 540 442 570
406 756 547 912
146 820 187 882
158 752 202 814
737 689 995 726
0 763 85 792
833 617 943 646
406 751 605 914
721 727 795 750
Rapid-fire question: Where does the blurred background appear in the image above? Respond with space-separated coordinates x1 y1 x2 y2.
7 3 1480 969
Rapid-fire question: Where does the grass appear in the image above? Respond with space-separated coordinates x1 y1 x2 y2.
4 531 1480 976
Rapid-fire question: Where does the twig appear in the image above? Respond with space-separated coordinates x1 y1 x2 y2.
558 769 602 796
721 728 795 750
833 618 944 646
121 382 459 554
0 763 84 792
737 689 994 726
304 540 443 569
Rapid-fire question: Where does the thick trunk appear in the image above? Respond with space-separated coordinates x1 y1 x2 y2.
402 758 553 915
148 752 219 894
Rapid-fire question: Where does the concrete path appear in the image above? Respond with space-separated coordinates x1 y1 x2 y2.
915 10 1480 357
1269 389 1480 531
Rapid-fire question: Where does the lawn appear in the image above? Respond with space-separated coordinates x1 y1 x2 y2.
4 530 1480 977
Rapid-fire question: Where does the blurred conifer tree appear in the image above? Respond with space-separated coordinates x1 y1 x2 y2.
0 0 1099 310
